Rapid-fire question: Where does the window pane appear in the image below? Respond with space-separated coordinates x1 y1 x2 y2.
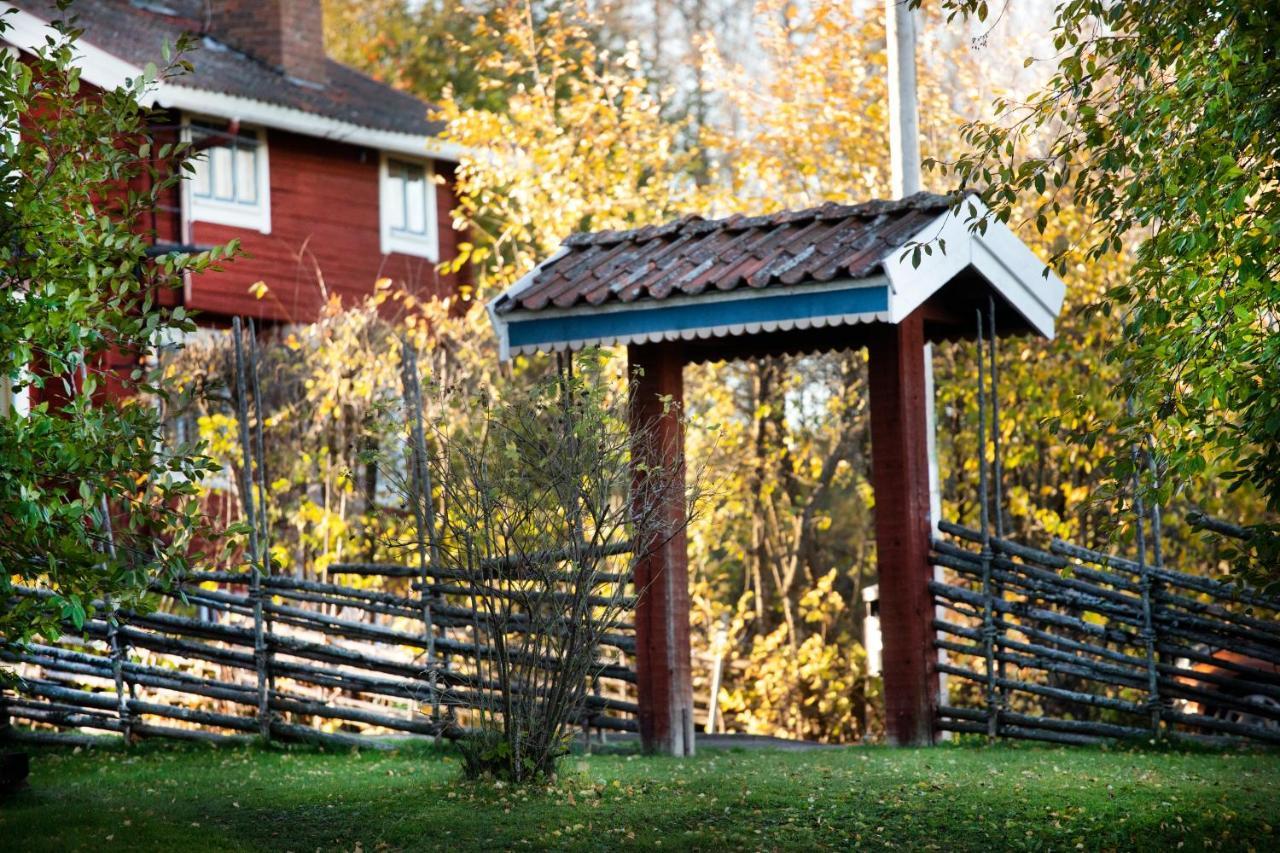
234 145 257 204
189 122 215 148
211 146 234 200
391 161 422 181
191 152 212 198
404 168 426 234
388 161 427 235
386 171 406 231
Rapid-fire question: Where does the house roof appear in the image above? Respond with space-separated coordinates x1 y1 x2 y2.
6 1 459 160
488 192 1067 359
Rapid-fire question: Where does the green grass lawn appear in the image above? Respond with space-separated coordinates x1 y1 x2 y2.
2 737 1278 851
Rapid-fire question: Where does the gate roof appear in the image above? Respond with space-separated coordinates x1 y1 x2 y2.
488 192 1066 360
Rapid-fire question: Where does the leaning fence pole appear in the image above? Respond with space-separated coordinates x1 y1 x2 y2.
986 295 1009 717
975 310 998 740
233 318 271 740
81 357 134 745
987 297 1005 540
98 496 134 745
247 321 272 564
1146 448 1165 571
1127 401 1161 735
247 320 279 708
401 339 440 720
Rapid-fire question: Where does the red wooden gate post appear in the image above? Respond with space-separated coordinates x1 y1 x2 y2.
627 341 695 756
867 312 938 745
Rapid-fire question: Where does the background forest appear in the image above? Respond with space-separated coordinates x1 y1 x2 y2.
162 0 1272 743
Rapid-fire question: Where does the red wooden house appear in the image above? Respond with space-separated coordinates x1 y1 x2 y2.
4 0 464 331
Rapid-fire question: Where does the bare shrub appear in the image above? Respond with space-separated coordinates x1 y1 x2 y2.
422 351 688 782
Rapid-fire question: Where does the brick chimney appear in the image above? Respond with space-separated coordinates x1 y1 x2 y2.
210 0 328 86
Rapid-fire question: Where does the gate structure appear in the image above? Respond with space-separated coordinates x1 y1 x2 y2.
7 204 1274 752
488 191 1067 752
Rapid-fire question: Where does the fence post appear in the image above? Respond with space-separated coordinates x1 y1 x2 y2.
92 491 134 745
987 296 1008 722
1146 449 1167 733
247 321 279 729
400 339 441 722
975 310 999 740
1131 434 1162 735
78 358 136 745
105 603 133 744
247 322 272 568
233 318 271 741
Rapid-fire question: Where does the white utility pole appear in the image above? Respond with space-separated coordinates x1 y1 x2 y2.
887 0 922 197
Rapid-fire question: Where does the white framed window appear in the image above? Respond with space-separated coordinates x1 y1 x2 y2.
183 118 272 234
0 367 31 418
2 47 21 195
1 282 30 419
379 154 438 260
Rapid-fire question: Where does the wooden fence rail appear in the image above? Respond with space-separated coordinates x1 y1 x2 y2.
1 326 643 750
2 552 638 748
933 520 1280 746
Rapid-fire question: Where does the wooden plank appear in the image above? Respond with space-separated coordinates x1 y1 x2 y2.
628 340 694 756
868 312 937 746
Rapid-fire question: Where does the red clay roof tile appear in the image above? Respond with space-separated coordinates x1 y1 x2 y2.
496 192 954 315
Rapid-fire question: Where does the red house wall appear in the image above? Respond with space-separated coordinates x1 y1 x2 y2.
186 126 464 325
16 74 465 409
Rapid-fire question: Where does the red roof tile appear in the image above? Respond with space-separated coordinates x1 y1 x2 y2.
495 192 954 315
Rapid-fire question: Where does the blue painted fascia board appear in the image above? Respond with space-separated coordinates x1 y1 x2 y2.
506 283 889 351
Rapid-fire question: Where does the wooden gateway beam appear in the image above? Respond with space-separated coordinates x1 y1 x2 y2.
868 312 938 745
628 341 695 756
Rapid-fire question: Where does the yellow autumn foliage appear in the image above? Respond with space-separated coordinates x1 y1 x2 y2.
438 2 701 297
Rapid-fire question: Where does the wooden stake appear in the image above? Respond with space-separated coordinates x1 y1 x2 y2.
95 495 134 746
400 338 441 720
232 317 271 741
1128 408 1162 735
975 310 998 740
247 320 280 721
987 296 1009 725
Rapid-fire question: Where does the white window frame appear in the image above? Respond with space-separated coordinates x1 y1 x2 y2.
181 116 272 234
3 46 21 202
2 46 18 158
379 153 438 260
0 364 31 418
2 48 29 418
1 290 30 418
